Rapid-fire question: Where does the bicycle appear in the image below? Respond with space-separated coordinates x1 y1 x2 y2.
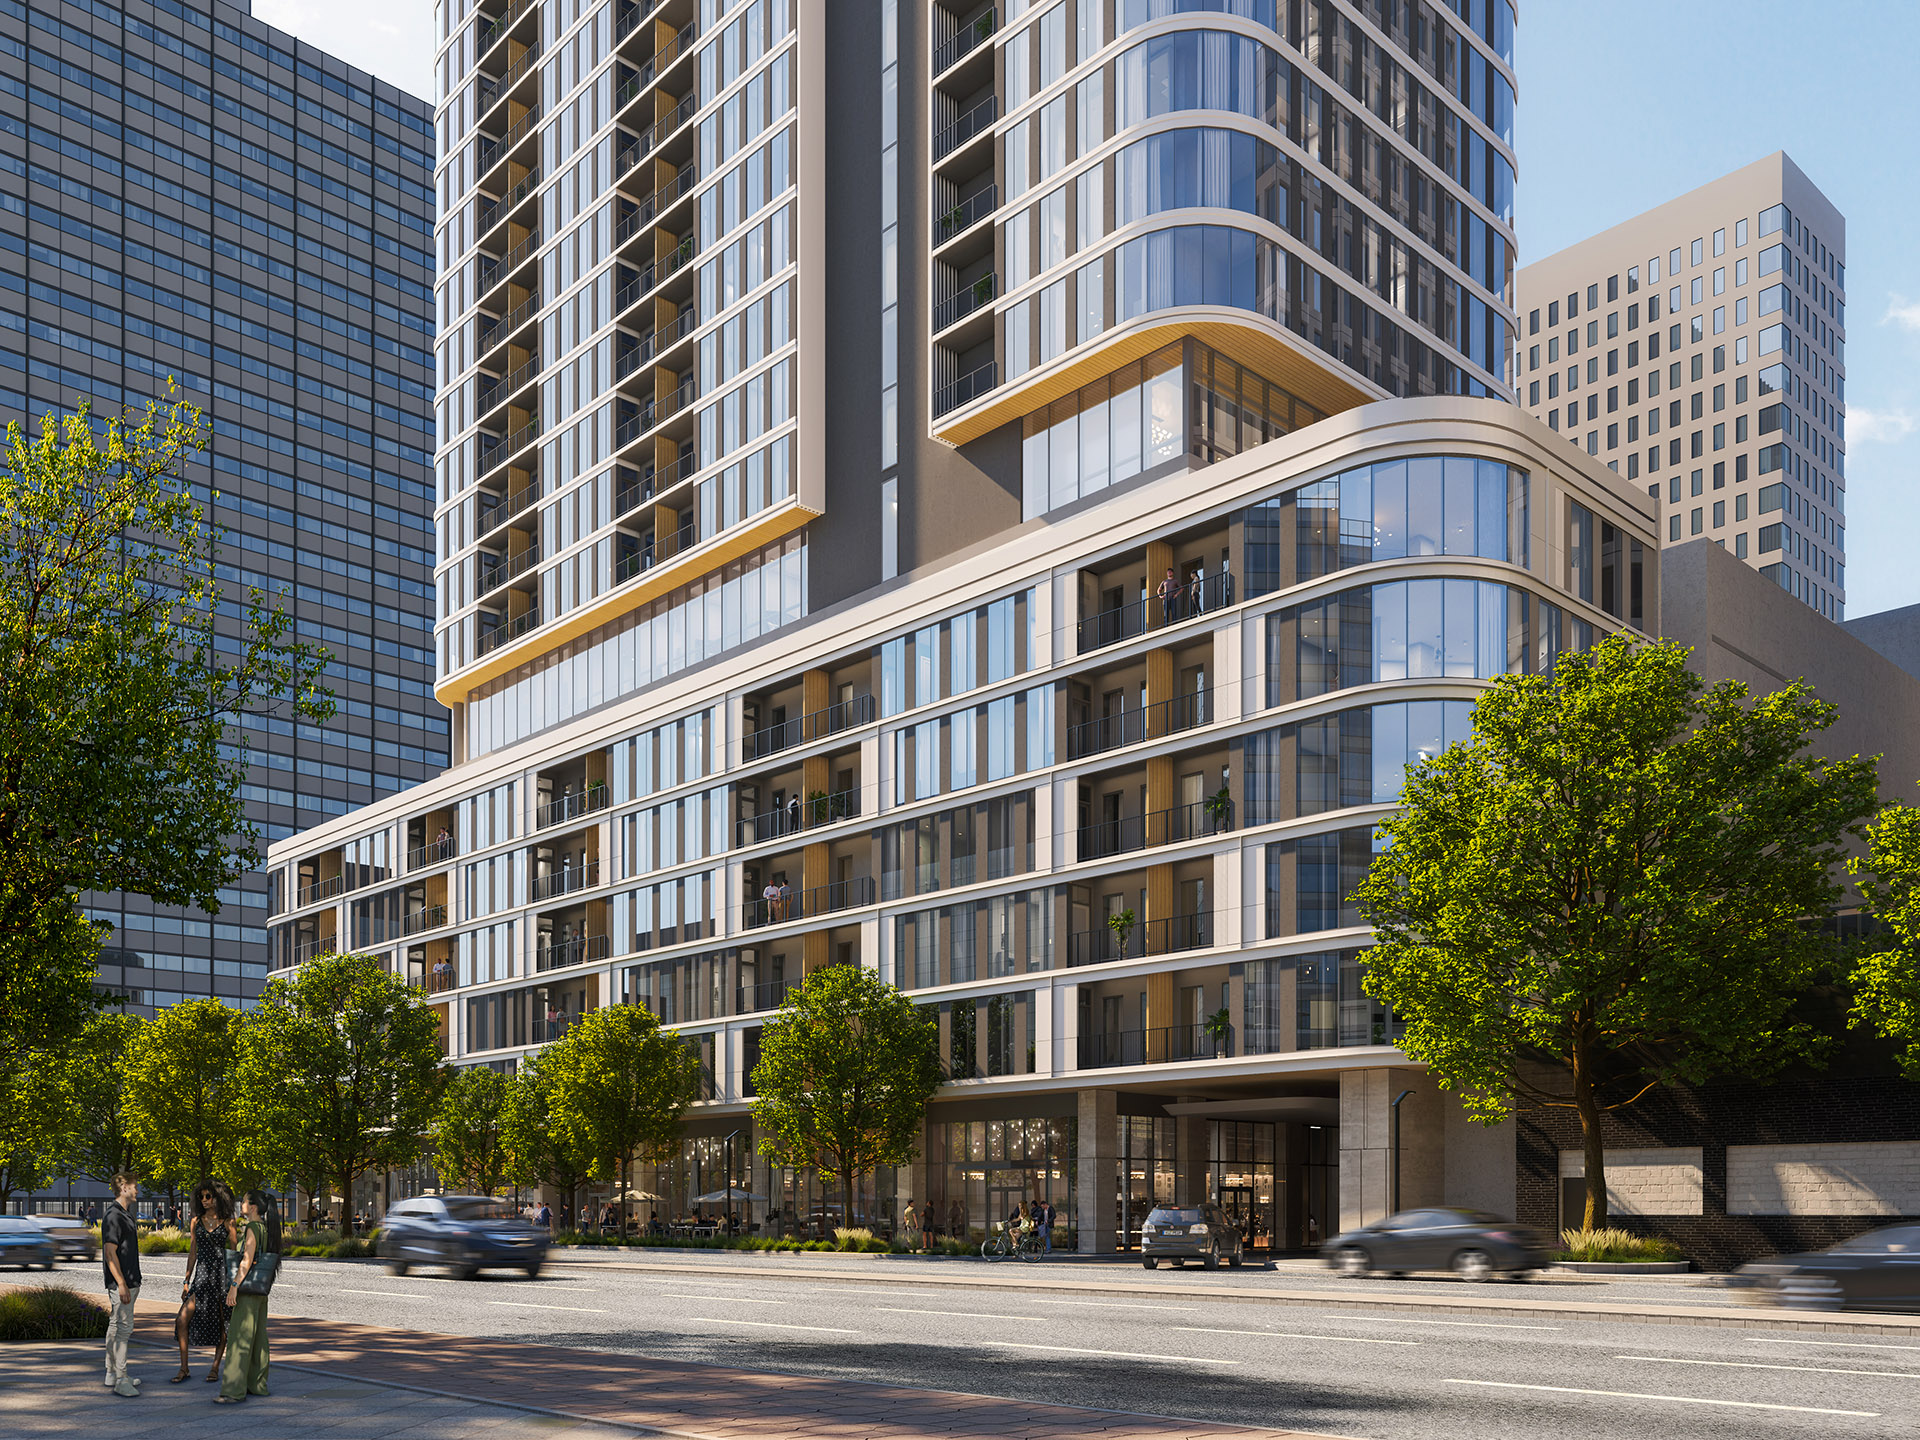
980 1221 1046 1262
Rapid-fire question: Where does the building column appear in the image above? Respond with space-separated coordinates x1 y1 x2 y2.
1176 1112 1210 1207
1076 1087 1118 1253
1338 1067 1447 1232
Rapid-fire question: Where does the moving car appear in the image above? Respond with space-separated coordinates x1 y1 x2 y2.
1731 1225 1920 1312
0 1216 57 1270
1322 1207 1553 1281
380 1195 550 1279
1139 1203 1246 1270
28 1214 98 1261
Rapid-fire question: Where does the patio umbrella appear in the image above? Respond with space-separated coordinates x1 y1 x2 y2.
691 1187 769 1203
615 1190 664 1203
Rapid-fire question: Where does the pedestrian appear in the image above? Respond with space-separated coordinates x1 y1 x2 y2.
1157 566 1182 625
948 1197 966 1245
1036 1196 1054 1255
215 1190 279 1404
919 1198 937 1253
902 1199 919 1253
560 1201 572 1232
171 1182 236 1383
537 1199 553 1234
101 1172 142 1398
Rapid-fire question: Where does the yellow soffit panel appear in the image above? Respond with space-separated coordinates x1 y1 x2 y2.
930 313 1377 447
434 497 817 708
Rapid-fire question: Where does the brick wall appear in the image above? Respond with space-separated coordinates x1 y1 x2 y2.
1728 1142 1920 1216
1558 1147 1703 1214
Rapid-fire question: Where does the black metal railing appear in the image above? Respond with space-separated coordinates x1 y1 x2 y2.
734 786 860 847
295 874 345 907
478 288 542 357
736 979 797 1014
616 90 700 177
476 604 542 656
531 859 601 902
536 784 611 829
477 541 540 597
615 237 698 315
616 521 696 582
408 836 456 869
614 377 696 446
477 163 542 237
616 163 699 245
424 966 457 994
1065 913 1213 969
934 273 995 333
615 18 699 107
1075 570 1237 653
477 353 540 416
742 874 876 929
933 95 997 161
476 0 536 57
617 307 699 382
932 7 996 74
536 933 611 972
401 905 448 937
742 692 875 762
1076 798 1234 862
933 361 998 417
529 1014 578 1044
934 184 997 246
1066 688 1213 761
476 36 541 115
477 476 541 537
1078 1023 1234 1069
477 105 541 176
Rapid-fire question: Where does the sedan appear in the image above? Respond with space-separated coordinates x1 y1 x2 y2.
1323 1207 1554 1281
380 1195 550 1279
0 1216 57 1270
1732 1225 1920 1312
1139 1204 1247 1270
28 1214 98 1262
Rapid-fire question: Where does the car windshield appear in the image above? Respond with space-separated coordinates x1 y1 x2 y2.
1147 1208 1204 1224
444 1199 513 1223
1829 1226 1920 1254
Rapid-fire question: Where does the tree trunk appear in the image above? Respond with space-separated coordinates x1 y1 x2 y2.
339 1166 358 1236
1570 1036 1608 1232
842 1164 855 1247
620 1154 630 1240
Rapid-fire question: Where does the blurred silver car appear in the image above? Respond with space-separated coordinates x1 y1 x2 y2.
1323 1208 1554 1281
1731 1225 1920 1312
0 1216 57 1269
28 1214 98 1261
380 1195 549 1279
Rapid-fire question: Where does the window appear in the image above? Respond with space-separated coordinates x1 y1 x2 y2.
1528 380 1539 405
1735 297 1748 325
1529 307 1540 334
1608 275 1619 302
1712 500 1725 527
1736 218 1749 247
1691 277 1704 305
1650 255 1661 282
1713 383 1725 411
1713 267 1725 296
1713 228 1726 257
1713 306 1725 334
1668 515 1681 541
1736 454 1748 483
1548 300 1559 326
1691 468 1704 497
1735 258 1748 286
1736 493 1749 521
1691 507 1703 535
1628 265 1640 292
1691 238 1703 267
1735 532 1748 558
1712 345 1725 374
1713 461 1725 489
1587 283 1599 309
1567 291 1578 318
1712 422 1725 451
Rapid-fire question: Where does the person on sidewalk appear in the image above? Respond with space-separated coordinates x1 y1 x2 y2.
902 1199 919 1253
101 1172 142 1397
1035 1197 1054 1255
918 1199 937 1253
171 1182 236 1384
215 1191 279 1403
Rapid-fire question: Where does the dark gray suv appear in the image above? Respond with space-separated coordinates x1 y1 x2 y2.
381 1196 549 1279
1139 1204 1246 1270
1323 1208 1554 1281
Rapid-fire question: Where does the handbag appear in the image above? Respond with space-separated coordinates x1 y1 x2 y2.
224 1230 281 1298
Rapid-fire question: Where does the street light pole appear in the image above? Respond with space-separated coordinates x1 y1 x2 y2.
1390 1089 1415 1215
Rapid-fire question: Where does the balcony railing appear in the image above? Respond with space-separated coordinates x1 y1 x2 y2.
614 377 697 446
934 184 997 246
1066 687 1214 761
536 783 611 829
736 979 797 1014
477 352 540 416
476 36 541 115
742 874 876 929
477 106 541 176
477 164 542 236
1065 913 1213 969
476 604 542 656
1077 798 1234 862
1078 1023 1234 1070
742 692 875 762
408 836 457 870
615 237 698 314
735 786 860 847
478 289 542 357
531 859 602 902
933 273 995 333
295 873 345 907
1075 570 1237 653
530 1014 579 1045
615 18 699 107
617 90 700 177
401 904 449 937
616 521 696 582
932 8 996 75
536 933 611 972
476 0 536 57
477 541 541 596
933 95 997 162
933 361 997 418
477 476 541 537
290 935 333 965
617 307 700 381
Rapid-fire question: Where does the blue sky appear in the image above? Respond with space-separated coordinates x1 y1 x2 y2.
288 1 1918 615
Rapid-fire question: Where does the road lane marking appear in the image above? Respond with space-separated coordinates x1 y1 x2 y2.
1752 1337 1920 1353
661 1294 785 1303
523 1285 600 1293
1620 1354 1920 1380
1175 1326 1416 1347
985 1340 1239 1364
1325 1313 1561 1331
340 1289 431 1299
485 1301 608 1313
689 1317 858 1334
1028 1299 1197 1312
1443 1379 1877 1417
878 1307 1044 1321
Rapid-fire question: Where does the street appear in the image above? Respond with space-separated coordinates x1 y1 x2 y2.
58 1251 1917 1440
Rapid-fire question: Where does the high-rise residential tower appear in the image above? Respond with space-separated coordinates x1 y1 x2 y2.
1517 153 1847 619
0 0 445 1016
278 0 1668 1247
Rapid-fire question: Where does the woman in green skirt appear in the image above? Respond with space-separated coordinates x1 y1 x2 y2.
215 1190 278 1403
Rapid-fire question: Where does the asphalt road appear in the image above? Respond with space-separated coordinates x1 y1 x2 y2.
44 1252 1919 1440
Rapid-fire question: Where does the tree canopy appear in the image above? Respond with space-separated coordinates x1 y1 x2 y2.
124 998 244 1191
51 1011 144 1186
0 396 331 1064
501 1050 597 1220
433 1066 513 1197
1354 636 1879 1228
751 965 942 1228
1851 799 1920 1079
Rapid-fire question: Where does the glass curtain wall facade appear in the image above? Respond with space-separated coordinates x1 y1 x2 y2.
0 0 442 1015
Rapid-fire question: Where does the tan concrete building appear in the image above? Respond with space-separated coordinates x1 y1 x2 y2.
1518 153 1848 620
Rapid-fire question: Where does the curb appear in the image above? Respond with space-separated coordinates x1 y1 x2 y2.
1555 1260 1692 1274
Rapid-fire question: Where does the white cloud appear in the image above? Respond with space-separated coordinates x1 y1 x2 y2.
1885 295 1920 333
1849 406 1919 444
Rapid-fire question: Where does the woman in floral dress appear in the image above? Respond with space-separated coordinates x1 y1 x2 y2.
170 1182 235 1383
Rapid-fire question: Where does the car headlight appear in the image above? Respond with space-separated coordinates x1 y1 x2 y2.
1189 1225 1209 1235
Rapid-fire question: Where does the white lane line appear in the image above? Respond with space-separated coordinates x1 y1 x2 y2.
1027 1299 1197 1312
1444 1379 1877 1417
660 1294 785 1304
485 1300 608 1313
985 1340 1239 1365
523 1285 601 1293
689 1317 858 1334
878 1307 1044 1322
1174 1326 1416 1347
1620 1354 1920 1381
340 1289 431 1299
1325 1313 1561 1331
1753 1337 1920 1353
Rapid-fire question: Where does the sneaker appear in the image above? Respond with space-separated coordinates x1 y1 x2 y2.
112 1379 140 1398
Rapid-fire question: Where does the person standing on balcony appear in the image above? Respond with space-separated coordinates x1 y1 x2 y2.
1157 567 1182 626
787 793 801 834
778 878 794 921
761 879 780 923
1188 560 1207 617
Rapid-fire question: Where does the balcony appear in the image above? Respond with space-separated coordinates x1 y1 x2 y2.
933 8 996 76
477 163 542 240
615 237 698 316
407 835 457 870
933 185 997 248
615 17 699 108
476 604 541 657
476 0 537 61
476 37 541 119
477 475 541 539
617 91 701 178
1065 912 1213 968
478 288 542 360
933 361 997 419
1066 688 1214 762
1078 1023 1234 1069
536 783 611 830
531 859 602 902
742 693 875 762
401 904 449 937
742 875 876 930
617 308 700 381
530 1014 578 1045
1077 798 1234 862
933 95 996 163
536 933 611 972
477 353 540 419
614 376 696 448
477 541 541 598
735 786 860 848
736 978 798 1015
295 873 345 908
933 273 995 335
1077 570 1236 654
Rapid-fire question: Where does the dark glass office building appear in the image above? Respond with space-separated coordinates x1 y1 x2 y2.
0 0 445 1014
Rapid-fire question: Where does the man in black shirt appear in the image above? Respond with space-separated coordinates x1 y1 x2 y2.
101 1173 143 1397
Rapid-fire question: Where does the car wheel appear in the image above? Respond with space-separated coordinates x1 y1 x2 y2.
389 1261 410 1277
523 1263 543 1278
1778 1274 1844 1310
1170 1258 1186 1269
1335 1246 1371 1278
1141 1258 1158 1270
1453 1248 1494 1283
1204 1246 1221 1271
1506 1269 1533 1283
1228 1247 1244 1269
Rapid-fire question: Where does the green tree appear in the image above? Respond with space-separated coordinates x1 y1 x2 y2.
751 965 942 1230
50 1012 145 1186
124 998 245 1191
0 396 331 1065
542 1006 701 1235
1850 799 1920 1078
0 1049 70 1209
501 1051 596 1222
1353 636 1879 1229
434 1066 513 1197
235 952 444 1231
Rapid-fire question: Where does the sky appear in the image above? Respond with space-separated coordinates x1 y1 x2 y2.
264 1 1920 618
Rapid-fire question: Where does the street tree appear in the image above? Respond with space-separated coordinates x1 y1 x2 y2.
434 1066 513 1197
124 998 246 1191
52 1012 145 1186
543 1006 701 1235
0 1048 70 1210
0 396 332 1065
1353 636 1879 1230
752 965 942 1231
501 1051 597 1224
235 951 444 1231
1851 798 1920 1078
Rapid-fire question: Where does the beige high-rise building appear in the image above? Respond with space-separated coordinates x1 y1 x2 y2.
1517 153 1847 619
